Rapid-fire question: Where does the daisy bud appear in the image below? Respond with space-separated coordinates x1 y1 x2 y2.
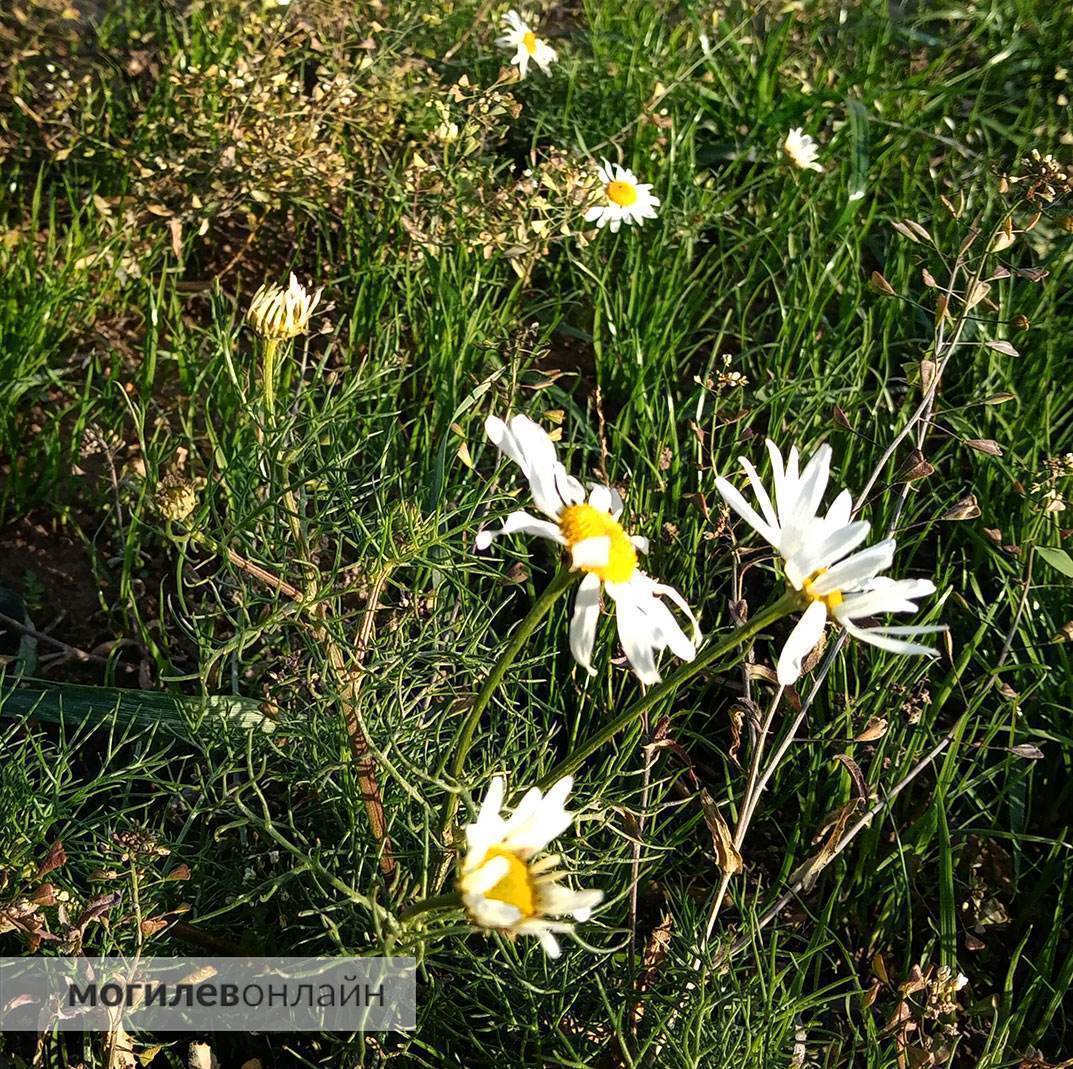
247 273 322 341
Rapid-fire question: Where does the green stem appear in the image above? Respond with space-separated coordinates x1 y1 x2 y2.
437 565 578 848
538 588 803 789
448 564 578 786
262 337 279 416
399 891 462 922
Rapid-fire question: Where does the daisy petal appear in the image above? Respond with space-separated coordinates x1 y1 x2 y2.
569 574 602 675
777 600 828 685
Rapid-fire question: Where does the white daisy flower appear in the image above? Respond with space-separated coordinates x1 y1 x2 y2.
714 440 944 685
583 160 660 233
782 127 824 173
496 10 557 79
459 775 602 958
476 414 700 684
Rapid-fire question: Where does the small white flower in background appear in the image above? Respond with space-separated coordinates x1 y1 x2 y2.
247 273 322 341
782 127 824 173
584 160 660 233
714 440 944 685
476 414 700 684
459 776 602 958
496 10 557 79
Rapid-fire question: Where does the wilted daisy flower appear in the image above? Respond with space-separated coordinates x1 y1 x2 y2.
247 273 322 341
476 414 699 684
496 10 557 79
782 128 824 173
459 775 602 958
584 160 660 233
715 440 943 685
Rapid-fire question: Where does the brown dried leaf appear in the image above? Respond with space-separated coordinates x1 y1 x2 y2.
899 450 936 482
939 192 964 218
1009 743 1044 760
699 790 743 876
140 917 169 937
891 220 921 243
870 270 897 296
800 625 827 674
790 804 855 891
872 951 890 985
834 755 869 801
942 495 981 521
36 840 68 880
188 1042 219 1069
966 438 1003 456
965 281 991 310
855 716 889 743
919 359 938 393
168 217 183 259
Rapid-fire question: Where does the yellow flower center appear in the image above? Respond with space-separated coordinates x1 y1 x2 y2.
558 503 638 584
483 846 536 917
606 180 638 207
802 568 843 613
522 30 538 55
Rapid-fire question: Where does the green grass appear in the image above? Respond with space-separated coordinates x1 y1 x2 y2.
2 0 1072 1065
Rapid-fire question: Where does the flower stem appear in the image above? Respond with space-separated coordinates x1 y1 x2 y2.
399 891 462 922
262 337 278 416
448 564 578 787
538 588 803 789
436 564 578 865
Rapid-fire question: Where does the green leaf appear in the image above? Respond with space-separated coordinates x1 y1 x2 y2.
1037 546 1073 580
0 680 275 734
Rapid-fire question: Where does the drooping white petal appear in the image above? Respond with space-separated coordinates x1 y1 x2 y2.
840 618 942 657
475 509 567 551
538 883 604 920
533 925 561 958
614 597 660 684
644 596 697 662
467 897 523 928
569 574 602 675
630 534 650 555
776 600 828 685
651 580 702 645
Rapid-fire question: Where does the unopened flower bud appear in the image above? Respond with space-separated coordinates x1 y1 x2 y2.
247 273 322 341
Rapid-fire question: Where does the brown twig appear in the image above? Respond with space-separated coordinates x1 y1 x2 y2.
0 611 137 673
275 475 397 879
